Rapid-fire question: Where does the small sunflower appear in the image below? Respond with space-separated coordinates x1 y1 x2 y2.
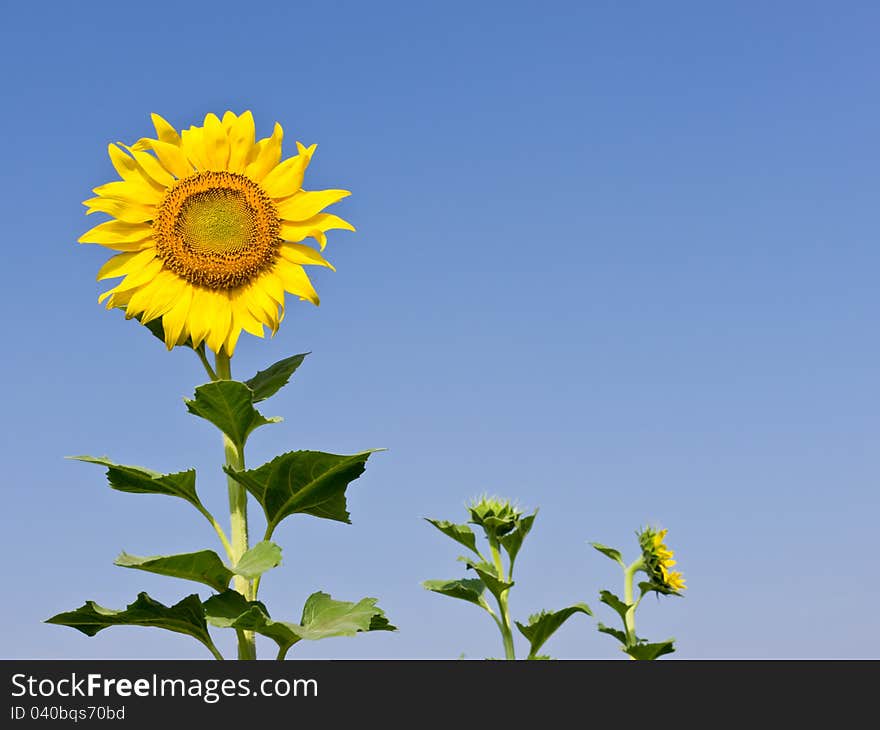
79 111 355 356
638 526 686 594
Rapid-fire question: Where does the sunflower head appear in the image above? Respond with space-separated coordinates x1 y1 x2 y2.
638 526 686 595
467 495 524 537
79 111 355 356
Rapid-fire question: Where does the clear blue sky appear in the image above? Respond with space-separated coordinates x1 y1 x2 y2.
2 0 878 659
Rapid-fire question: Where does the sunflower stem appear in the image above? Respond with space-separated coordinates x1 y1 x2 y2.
215 349 256 660
488 535 516 660
623 557 644 646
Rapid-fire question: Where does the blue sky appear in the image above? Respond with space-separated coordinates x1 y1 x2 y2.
2 0 878 659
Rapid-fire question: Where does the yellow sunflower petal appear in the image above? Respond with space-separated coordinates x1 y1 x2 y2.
95 249 156 281
227 111 255 173
243 123 283 181
125 270 181 322
150 139 194 179
126 148 176 188
78 220 153 245
279 242 335 270
83 197 154 223
151 113 181 146
180 127 209 170
201 113 230 171
222 110 238 130
112 257 165 293
276 189 351 222
260 144 315 198
161 284 194 349
279 213 355 249
204 290 233 354
92 180 163 206
241 282 280 331
185 287 215 349
275 260 319 305
230 289 265 337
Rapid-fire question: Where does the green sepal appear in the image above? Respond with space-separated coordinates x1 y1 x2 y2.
421 578 487 608
639 580 683 598
424 519 480 555
69 456 204 513
114 550 233 592
514 603 592 658
599 590 631 622
184 380 280 452
499 509 537 572
624 640 676 660
46 592 217 657
597 622 628 645
224 449 380 534
233 541 282 580
458 557 513 600
590 542 625 567
245 354 309 403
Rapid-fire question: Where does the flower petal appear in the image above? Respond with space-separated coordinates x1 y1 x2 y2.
260 143 315 198
275 260 319 305
202 113 230 171
279 242 335 270
244 123 283 181
227 110 256 173
276 189 351 222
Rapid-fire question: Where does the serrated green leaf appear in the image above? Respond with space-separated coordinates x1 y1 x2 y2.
233 541 282 580
46 592 217 656
114 550 232 592
499 510 537 572
599 590 631 622
69 456 204 512
225 449 379 534
458 557 513 599
597 622 628 645
422 578 486 607
245 354 309 403
425 519 480 554
185 380 280 452
590 542 625 567
624 640 676 660
204 589 394 657
514 603 592 658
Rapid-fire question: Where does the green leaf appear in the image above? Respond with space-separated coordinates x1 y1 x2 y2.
597 622 628 645
204 590 394 657
624 640 676 660
295 591 395 640
245 354 309 403
233 541 282 580
422 578 486 607
599 590 631 622
590 542 625 567
225 450 379 533
114 550 232 592
184 380 280 452
69 456 204 512
514 603 592 658
424 519 480 555
499 509 538 571
458 557 514 600
46 592 217 656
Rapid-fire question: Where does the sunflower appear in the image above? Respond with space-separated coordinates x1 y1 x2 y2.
638 526 686 594
79 111 354 356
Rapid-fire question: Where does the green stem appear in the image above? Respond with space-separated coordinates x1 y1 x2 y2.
194 504 235 563
277 645 291 661
489 535 516 660
623 557 644 646
204 639 225 661
196 343 218 380
215 349 256 660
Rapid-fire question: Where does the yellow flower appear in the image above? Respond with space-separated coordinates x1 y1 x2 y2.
638 527 686 594
79 111 354 356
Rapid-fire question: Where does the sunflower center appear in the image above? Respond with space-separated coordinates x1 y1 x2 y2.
153 171 280 289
